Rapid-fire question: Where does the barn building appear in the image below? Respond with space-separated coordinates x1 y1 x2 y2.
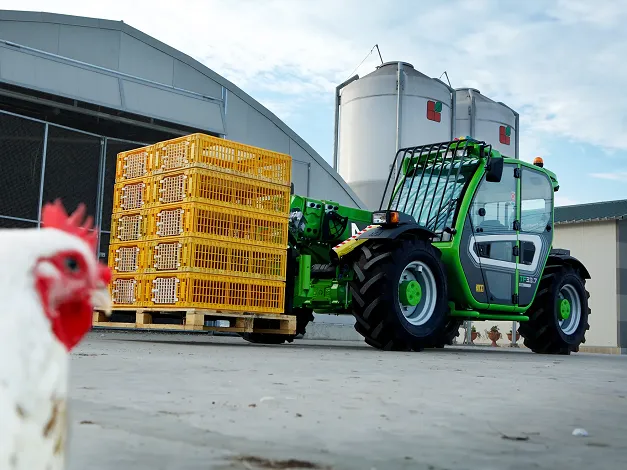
0 9 364 260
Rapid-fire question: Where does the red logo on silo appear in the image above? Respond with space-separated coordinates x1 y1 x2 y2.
427 101 442 122
499 125 511 145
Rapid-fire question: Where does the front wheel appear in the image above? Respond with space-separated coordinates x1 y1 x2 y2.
519 263 591 355
349 236 451 351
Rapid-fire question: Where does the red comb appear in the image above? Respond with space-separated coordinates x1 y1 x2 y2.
41 199 98 251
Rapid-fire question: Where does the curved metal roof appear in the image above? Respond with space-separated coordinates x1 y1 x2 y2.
555 199 627 225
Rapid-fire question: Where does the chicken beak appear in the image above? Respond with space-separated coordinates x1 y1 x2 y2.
91 285 113 317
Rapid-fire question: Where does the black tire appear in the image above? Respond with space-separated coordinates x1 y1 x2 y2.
518 263 591 355
349 235 451 351
425 318 464 348
239 308 314 345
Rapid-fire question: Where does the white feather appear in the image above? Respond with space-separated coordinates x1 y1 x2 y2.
0 227 101 470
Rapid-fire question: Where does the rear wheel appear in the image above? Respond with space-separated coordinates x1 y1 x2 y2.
349 236 451 351
425 318 464 348
519 263 590 355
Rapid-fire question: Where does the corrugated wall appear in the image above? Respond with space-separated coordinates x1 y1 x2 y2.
617 220 627 352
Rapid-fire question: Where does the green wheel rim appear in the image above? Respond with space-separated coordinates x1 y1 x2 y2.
399 280 422 307
558 284 581 335
398 261 437 326
559 298 571 320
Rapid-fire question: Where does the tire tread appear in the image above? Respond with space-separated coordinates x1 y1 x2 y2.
519 263 591 355
349 236 453 351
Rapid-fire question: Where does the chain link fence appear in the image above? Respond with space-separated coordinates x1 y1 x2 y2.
0 110 145 262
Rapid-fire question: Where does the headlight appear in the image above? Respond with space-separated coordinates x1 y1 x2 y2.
372 212 387 224
372 211 400 225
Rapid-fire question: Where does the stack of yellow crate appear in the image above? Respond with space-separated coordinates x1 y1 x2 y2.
108 133 292 316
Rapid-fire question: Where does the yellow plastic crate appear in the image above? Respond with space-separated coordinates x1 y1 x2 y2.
110 275 145 307
108 242 147 275
113 180 150 213
147 202 288 248
152 133 292 186
116 145 153 182
143 273 285 314
148 167 291 216
145 237 287 280
111 211 149 242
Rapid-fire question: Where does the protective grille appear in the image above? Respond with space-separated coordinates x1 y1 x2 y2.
385 140 484 241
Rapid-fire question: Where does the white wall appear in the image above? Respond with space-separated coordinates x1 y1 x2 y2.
553 221 617 347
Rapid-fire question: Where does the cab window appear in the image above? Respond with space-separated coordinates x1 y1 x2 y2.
520 167 553 233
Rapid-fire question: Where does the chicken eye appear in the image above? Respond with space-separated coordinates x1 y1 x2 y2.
64 256 80 273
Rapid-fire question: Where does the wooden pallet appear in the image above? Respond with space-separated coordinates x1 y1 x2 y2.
92 308 296 335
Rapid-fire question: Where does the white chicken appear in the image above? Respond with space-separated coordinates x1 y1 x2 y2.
0 200 112 470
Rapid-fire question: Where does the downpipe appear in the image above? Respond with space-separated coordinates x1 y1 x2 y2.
333 74 359 171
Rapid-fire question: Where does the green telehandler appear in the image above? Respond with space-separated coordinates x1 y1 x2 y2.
240 138 591 355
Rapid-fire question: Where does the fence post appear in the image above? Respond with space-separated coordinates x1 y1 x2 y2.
95 137 107 257
36 123 49 227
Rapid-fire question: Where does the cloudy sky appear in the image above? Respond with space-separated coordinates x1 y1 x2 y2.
7 0 627 206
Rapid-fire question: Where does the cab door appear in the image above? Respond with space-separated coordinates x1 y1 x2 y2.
517 166 554 306
462 163 520 306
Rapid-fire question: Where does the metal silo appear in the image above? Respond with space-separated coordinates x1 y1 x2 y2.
455 88 520 159
333 62 455 210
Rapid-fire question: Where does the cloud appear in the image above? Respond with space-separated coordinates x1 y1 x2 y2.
254 96 303 121
590 171 627 181
165 1 627 155
11 0 627 157
555 195 580 207
519 131 551 162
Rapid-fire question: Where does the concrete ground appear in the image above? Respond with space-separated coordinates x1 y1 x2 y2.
67 331 627 470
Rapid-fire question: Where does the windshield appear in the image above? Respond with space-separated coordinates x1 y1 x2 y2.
390 160 479 235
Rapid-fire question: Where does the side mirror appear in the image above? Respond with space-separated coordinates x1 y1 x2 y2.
486 155 503 183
